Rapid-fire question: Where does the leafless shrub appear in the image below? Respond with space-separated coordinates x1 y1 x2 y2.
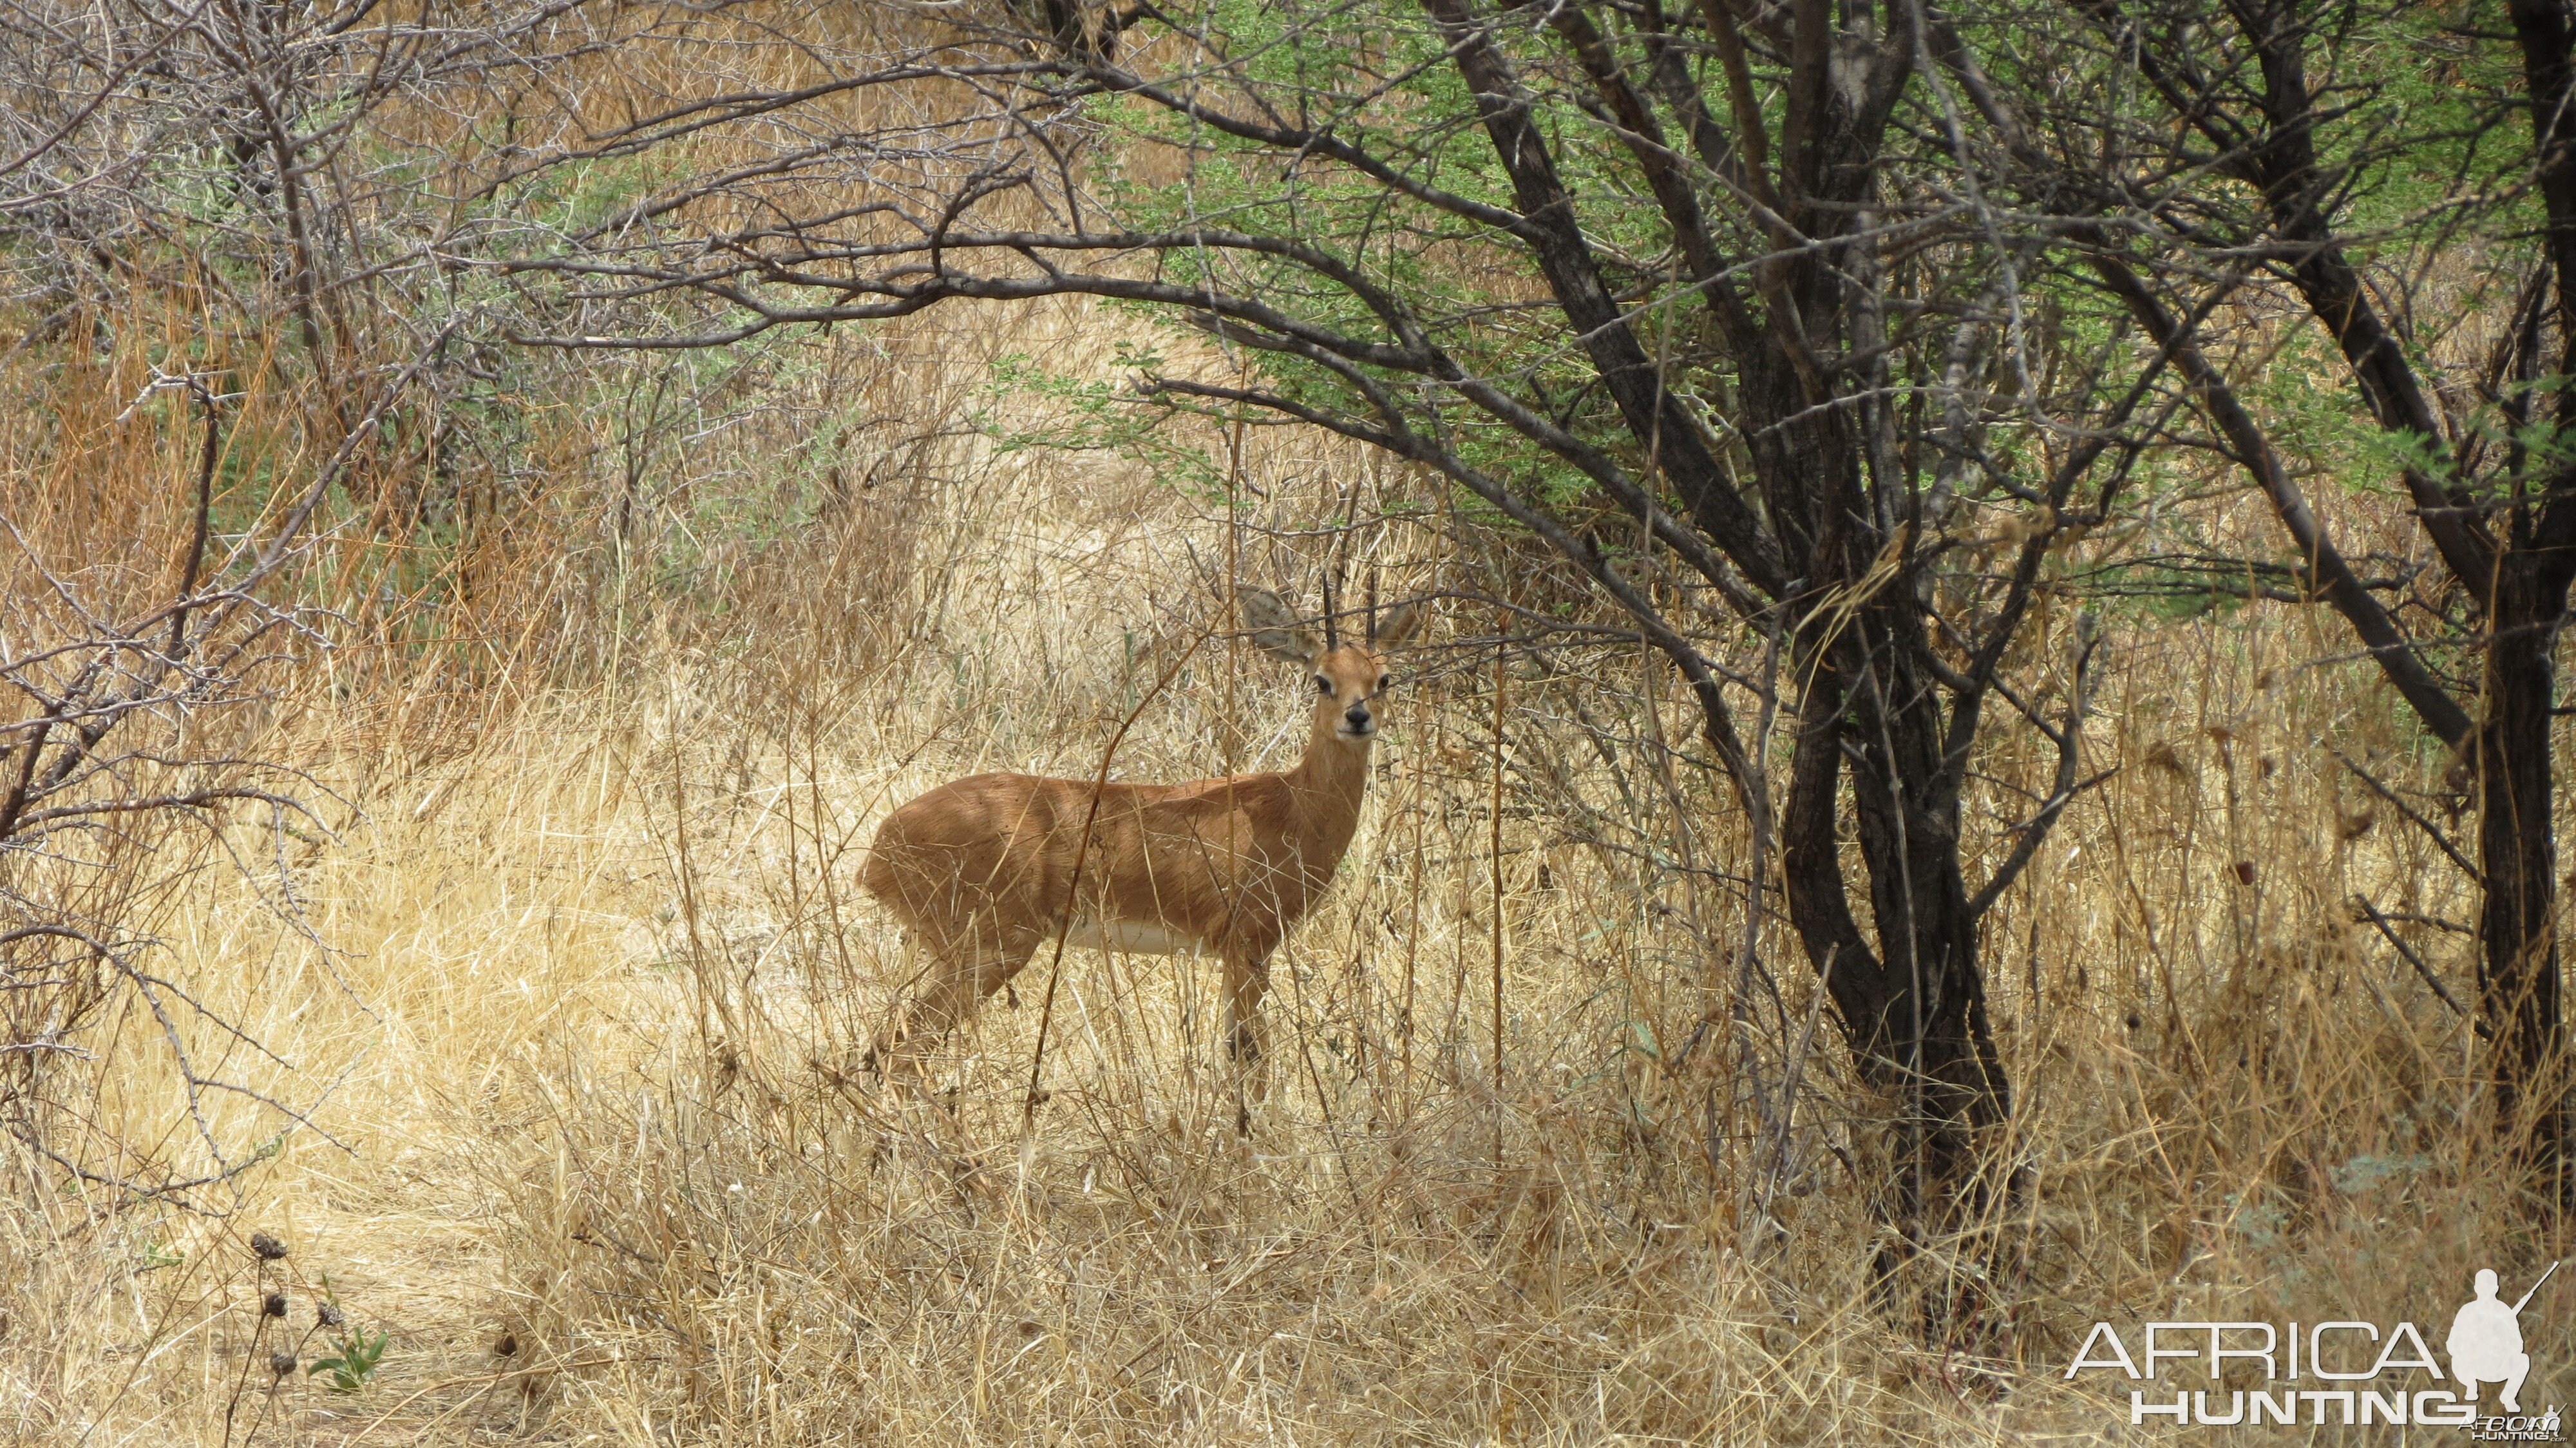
0 351 459 1206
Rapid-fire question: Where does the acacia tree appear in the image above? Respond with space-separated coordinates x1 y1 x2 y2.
489 0 2177 1321
1987 0 2576 1187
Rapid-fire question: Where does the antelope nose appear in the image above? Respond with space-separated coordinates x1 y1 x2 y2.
1345 704 1372 730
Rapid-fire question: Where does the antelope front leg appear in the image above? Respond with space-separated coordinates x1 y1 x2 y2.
1222 951 1273 1125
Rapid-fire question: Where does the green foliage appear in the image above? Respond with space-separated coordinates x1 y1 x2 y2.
976 345 1236 502
305 1278 389 1394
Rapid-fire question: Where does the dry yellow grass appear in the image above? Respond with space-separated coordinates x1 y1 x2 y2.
0 262 2562 1448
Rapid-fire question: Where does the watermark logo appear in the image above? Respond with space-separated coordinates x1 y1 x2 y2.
2065 1264 2562 1436
2455 1266 2549 1413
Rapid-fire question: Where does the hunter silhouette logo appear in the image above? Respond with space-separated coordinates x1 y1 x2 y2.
2453 1264 2554 1413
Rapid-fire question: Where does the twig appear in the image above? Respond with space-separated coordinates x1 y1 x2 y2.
2333 750 2481 884
2351 895 2490 1040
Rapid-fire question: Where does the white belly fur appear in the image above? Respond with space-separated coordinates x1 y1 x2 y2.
1057 918 1207 957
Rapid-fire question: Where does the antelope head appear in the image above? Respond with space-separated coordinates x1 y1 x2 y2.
1237 584 1426 745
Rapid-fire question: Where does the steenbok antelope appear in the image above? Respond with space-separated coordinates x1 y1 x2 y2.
860 586 1425 1083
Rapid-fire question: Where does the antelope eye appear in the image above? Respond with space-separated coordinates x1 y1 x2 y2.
1376 674 1393 693
1314 676 1333 694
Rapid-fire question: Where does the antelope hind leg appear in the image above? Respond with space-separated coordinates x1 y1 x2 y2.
868 929 1038 1083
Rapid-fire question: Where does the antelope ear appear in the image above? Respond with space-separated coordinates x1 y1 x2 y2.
1236 585 1320 664
1372 600 1427 650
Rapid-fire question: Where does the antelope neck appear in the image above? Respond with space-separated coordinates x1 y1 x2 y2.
1284 708 1372 829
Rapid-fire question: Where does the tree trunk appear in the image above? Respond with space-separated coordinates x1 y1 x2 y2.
2479 549 2571 1187
1782 605 2009 1333
1849 633 2011 1192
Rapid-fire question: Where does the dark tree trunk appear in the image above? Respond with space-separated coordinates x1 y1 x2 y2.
2499 0 2576 1196
2479 551 2572 1182
1846 629 2010 1186
1784 598 2009 1328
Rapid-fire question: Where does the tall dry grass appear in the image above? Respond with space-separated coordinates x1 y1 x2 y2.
0 267 2555 1446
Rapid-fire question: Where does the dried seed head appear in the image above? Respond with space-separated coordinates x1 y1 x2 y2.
263 1291 288 1319
317 1301 346 1328
249 1232 287 1261
269 1351 296 1378
2143 740 2193 781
